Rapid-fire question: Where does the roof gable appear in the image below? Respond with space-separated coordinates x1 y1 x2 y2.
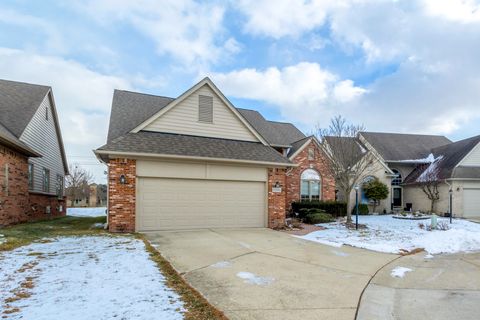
20 92 69 174
107 90 174 142
132 78 267 144
0 79 50 137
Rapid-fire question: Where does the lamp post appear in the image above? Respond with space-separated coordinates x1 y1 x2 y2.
449 188 453 224
355 185 359 230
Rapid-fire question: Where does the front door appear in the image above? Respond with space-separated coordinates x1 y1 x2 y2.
392 187 402 208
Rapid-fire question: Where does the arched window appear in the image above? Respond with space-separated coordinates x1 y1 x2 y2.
301 169 321 201
391 169 402 186
360 176 375 204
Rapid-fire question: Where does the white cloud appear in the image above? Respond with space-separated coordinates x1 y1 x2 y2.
236 0 342 38
209 62 366 124
73 0 238 70
422 0 480 23
0 48 132 182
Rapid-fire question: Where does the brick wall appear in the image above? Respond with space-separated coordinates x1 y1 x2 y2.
108 158 136 232
28 193 66 220
0 144 30 226
0 144 65 226
285 140 336 212
268 167 287 228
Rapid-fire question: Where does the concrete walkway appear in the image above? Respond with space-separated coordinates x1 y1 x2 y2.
357 251 480 320
145 228 396 320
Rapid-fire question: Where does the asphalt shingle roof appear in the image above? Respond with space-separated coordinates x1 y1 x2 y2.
324 136 367 169
0 79 50 137
0 122 39 156
403 135 480 183
98 131 292 164
237 108 305 146
360 132 451 161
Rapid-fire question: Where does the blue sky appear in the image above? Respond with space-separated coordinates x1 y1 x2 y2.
1 0 480 182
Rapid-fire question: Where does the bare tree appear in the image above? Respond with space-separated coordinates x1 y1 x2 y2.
316 116 375 223
65 164 94 205
417 159 442 213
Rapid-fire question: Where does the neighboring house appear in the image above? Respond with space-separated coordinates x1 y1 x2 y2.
66 183 107 207
328 131 480 218
95 77 334 232
0 79 68 226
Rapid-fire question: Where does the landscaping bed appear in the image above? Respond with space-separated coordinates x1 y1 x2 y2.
298 215 480 255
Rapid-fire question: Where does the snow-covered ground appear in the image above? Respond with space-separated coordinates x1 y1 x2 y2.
67 207 106 217
299 215 480 255
0 236 184 319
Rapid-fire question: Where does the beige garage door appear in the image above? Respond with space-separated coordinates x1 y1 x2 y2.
137 178 266 231
464 189 480 218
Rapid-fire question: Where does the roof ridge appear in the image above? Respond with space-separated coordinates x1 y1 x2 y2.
114 89 175 100
0 78 51 89
361 131 449 138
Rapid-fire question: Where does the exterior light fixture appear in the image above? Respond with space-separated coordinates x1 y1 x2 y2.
119 174 127 185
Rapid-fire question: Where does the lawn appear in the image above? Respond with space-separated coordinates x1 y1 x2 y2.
0 216 226 320
299 215 480 255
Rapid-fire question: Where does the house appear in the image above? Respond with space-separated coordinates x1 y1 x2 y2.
0 79 68 226
66 183 107 207
95 77 335 232
329 131 480 218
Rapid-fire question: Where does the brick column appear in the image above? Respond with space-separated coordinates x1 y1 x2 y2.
108 158 136 232
268 168 287 228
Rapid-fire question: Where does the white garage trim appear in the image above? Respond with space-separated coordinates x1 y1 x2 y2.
463 188 480 218
135 159 269 231
136 177 267 231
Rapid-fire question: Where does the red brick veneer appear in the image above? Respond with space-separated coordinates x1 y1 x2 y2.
108 158 136 232
0 143 65 226
285 139 335 211
268 167 287 228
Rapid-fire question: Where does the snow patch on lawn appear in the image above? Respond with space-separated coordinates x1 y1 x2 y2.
391 267 413 278
299 215 480 254
67 207 106 217
236 272 274 286
211 261 232 268
0 236 184 319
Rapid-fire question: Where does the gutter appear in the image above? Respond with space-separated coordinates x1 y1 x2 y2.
93 149 297 167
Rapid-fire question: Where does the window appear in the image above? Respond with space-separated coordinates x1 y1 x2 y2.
360 176 375 204
391 169 402 186
28 163 34 189
198 95 213 123
308 148 315 160
3 164 9 195
56 174 63 198
42 168 50 192
300 169 321 201
45 106 49 120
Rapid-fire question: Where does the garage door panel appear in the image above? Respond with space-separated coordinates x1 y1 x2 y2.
464 189 480 218
137 178 265 231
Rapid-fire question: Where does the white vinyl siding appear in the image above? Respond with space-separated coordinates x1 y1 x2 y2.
143 85 259 142
459 142 480 166
20 94 65 195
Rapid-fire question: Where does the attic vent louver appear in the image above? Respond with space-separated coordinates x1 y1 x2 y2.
198 95 213 123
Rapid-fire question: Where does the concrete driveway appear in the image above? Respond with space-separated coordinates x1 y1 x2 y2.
357 251 480 320
145 228 396 320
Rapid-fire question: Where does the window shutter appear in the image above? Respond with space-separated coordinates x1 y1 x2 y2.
198 95 213 123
